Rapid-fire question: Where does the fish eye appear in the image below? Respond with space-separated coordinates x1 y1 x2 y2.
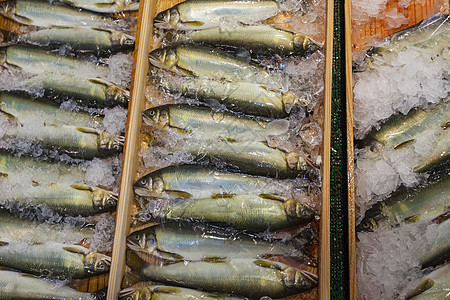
139 178 147 185
362 222 370 229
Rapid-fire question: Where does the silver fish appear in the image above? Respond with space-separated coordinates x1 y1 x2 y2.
60 0 139 13
405 263 450 300
415 217 450 268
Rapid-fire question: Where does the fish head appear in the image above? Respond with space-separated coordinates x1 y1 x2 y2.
127 228 157 253
142 106 170 129
284 199 316 223
84 252 111 275
0 1 16 20
356 208 385 232
105 83 130 106
154 8 180 30
98 132 125 153
283 267 318 292
149 47 177 71
134 173 165 197
110 30 136 49
122 0 140 11
91 187 118 212
293 34 322 57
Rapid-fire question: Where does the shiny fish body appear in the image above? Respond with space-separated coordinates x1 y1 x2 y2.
127 223 313 263
173 25 321 56
363 99 450 150
10 27 135 53
416 217 450 268
159 76 304 118
149 46 273 85
414 128 450 173
134 165 291 199
61 0 139 13
165 194 316 231
128 255 318 298
142 104 288 141
0 269 96 300
406 263 450 300
120 284 244 300
0 0 121 29
1 183 117 216
154 0 279 31
0 45 109 77
173 140 312 178
0 241 110 279
357 173 450 232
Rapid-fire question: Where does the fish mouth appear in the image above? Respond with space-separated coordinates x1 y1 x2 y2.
148 55 166 69
134 186 152 197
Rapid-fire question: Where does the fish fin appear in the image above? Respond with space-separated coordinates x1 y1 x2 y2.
182 21 204 27
258 193 288 202
87 78 115 87
95 3 115 9
176 67 195 77
19 273 40 279
0 107 19 122
153 286 183 294
13 14 34 25
70 184 93 191
211 193 235 199
167 190 192 199
0 240 9 246
404 214 421 223
394 139 415 150
442 121 450 130
202 256 227 263
265 119 289 136
63 245 90 255
76 126 100 135
406 278 434 299
253 259 283 270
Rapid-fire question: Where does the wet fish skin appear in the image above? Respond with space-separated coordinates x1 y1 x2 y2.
0 269 97 299
142 104 288 141
0 241 110 279
153 0 279 31
172 24 321 57
60 0 139 13
413 128 450 173
164 194 316 231
415 217 450 268
127 254 318 299
133 165 294 199
405 263 450 300
356 173 450 232
119 284 245 300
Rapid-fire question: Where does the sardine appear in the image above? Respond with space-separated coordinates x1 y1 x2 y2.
142 104 288 141
119 284 244 300
134 165 294 199
127 223 315 264
149 46 279 86
153 0 279 31
164 194 316 231
158 75 307 118
415 217 450 268
170 140 315 178
8 27 135 53
405 263 450 300
0 0 122 29
127 254 318 298
0 241 110 279
0 269 97 299
356 173 450 232
60 0 139 13
172 24 321 57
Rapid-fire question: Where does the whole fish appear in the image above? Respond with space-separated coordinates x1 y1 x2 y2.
119 284 244 300
172 24 321 57
153 0 279 31
8 27 135 53
0 0 123 29
356 173 450 232
405 263 450 300
164 194 316 231
133 165 295 199
415 217 450 268
0 45 109 78
0 269 98 299
60 0 139 13
127 254 318 298
170 140 315 178
158 75 308 118
0 241 110 279
142 104 289 141
127 223 315 265
149 46 280 86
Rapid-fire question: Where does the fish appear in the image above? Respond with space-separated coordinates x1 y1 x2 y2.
0 241 110 279
415 217 450 268
164 194 316 231
133 165 295 199
356 173 450 232
60 0 139 13
149 46 281 87
153 0 280 31
413 128 450 173
119 284 245 300
157 75 309 118
127 253 318 298
171 24 321 57
0 0 123 29
170 140 315 178
0 269 99 299
127 223 316 265
405 263 450 300
8 27 135 53
142 104 289 141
